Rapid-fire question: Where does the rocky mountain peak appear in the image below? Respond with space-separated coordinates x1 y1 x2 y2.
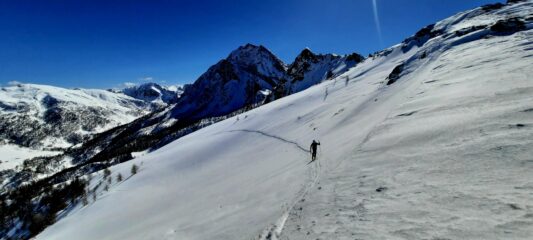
227 43 286 73
295 48 319 62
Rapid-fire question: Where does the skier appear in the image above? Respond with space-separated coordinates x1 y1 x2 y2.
310 140 320 161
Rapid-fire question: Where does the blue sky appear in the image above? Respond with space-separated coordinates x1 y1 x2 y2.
0 0 501 89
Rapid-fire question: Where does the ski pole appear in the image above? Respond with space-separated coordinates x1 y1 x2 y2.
319 144 323 168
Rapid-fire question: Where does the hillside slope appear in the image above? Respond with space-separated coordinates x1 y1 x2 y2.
0 83 150 148
0 83 155 173
36 1 533 240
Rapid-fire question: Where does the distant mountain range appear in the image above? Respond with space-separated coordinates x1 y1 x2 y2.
0 82 181 151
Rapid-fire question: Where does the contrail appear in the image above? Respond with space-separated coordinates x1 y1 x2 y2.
372 0 384 47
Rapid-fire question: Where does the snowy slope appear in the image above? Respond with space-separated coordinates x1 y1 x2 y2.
0 144 61 171
37 1 533 240
0 83 149 147
0 83 146 117
0 83 150 155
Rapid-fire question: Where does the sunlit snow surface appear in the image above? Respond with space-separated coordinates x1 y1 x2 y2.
38 2 533 240
0 144 61 171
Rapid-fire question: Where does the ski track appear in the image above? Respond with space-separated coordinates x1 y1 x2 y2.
277 46 436 239
259 145 322 240
235 40 426 240
224 128 321 240
228 129 310 153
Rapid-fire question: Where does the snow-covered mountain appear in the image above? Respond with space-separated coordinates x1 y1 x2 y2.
287 48 364 93
120 82 181 107
0 82 184 173
171 44 287 119
25 1 533 240
0 83 149 151
172 43 363 120
0 83 155 179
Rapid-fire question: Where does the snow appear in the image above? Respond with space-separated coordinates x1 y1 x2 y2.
0 84 141 115
0 144 62 171
131 150 150 158
0 83 149 149
37 2 533 240
0 83 146 125
121 82 179 105
281 30 533 240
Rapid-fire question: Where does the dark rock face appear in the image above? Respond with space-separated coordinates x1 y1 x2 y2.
369 48 394 59
287 48 321 82
454 25 487 37
490 17 526 34
346 53 365 63
507 0 527 4
386 63 405 85
414 24 439 39
41 95 59 108
402 24 444 52
481 3 505 11
214 60 240 83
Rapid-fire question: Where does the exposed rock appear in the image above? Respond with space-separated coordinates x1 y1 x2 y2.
402 24 444 52
386 63 405 85
490 17 526 34
481 3 505 11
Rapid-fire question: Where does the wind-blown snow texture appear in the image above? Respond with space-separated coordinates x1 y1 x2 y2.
38 1 533 240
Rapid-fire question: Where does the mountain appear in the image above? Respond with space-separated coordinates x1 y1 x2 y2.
171 44 288 119
172 43 363 120
287 48 364 93
0 83 150 151
27 1 533 240
120 83 181 107
0 82 185 173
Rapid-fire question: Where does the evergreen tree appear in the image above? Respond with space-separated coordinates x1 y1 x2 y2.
131 164 138 175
